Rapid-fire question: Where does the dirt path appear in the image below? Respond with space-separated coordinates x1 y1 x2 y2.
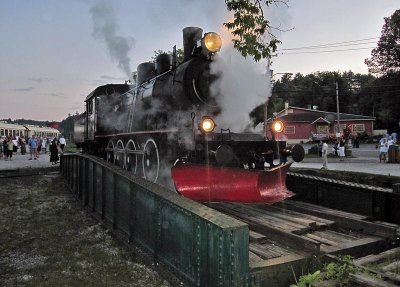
0 174 171 287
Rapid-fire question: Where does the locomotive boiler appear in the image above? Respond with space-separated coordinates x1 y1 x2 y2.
75 27 305 204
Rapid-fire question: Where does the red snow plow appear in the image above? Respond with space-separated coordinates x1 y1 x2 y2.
171 161 294 204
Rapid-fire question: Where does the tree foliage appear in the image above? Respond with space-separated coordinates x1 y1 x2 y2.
365 9 400 74
224 0 285 61
152 48 184 64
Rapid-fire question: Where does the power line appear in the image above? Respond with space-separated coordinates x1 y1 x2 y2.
278 37 379 51
273 83 400 92
278 46 375 55
280 41 377 51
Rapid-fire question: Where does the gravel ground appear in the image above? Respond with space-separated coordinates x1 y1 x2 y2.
0 174 172 287
0 151 54 170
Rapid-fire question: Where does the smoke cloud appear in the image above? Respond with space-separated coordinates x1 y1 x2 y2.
210 32 271 133
89 1 135 78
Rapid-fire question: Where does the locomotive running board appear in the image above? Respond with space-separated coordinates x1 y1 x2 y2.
171 162 294 204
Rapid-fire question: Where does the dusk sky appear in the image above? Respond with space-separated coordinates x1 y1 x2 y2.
0 0 398 122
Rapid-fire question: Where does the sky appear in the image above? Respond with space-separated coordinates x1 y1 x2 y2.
0 0 398 122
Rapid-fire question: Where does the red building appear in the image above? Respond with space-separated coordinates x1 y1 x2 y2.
269 104 375 143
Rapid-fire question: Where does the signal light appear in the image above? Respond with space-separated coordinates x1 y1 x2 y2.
272 120 284 133
202 32 222 54
199 116 215 133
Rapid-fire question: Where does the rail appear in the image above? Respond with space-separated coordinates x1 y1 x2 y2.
287 172 400 224
60 154 250 287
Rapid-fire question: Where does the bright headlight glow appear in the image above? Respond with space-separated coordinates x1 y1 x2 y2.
272 120 284 133
203 32 222 53
199 116 215 133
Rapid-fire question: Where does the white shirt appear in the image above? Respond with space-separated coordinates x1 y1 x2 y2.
322 142 328 155
59 137 66 145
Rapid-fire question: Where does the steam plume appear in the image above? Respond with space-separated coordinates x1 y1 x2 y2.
89 1 134 78
211 33 271 133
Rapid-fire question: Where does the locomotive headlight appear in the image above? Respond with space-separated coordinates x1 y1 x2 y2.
272 120 284 133
199 116 215 133
202 32 222 53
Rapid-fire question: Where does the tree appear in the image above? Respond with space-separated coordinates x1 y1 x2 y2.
152 48 184 64
365 9 400 74
224 0 288 61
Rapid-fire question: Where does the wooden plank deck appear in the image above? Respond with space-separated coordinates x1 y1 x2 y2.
207 200 399 274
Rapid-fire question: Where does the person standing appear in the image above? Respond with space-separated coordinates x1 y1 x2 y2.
6 135 14 160
388 136 394 147
2 137 7 159
379 138 389 163
12 136 18 153
28 135 38 160
321 140 328 169
50 138 60 164
19 136 26 155
36 137 42 157
42 137 47 154
339 138 345 161
59 135 66 152
0 136 4 158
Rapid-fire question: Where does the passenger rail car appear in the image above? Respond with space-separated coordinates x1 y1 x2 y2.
0 122 60 139
75 27 305 204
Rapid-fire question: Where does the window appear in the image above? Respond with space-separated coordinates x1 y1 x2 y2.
317 125 329 134
333 124 347 133
284 126 295 134
352 124 365 133
87 100 93 115
0 129 3 136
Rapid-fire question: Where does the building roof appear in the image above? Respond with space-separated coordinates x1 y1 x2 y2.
275 106 375 123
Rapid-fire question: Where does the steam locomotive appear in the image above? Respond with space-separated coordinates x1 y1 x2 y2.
75 27 304 203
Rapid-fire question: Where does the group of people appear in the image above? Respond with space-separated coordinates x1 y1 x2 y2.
319 137 352 169
0 135 19 161
331 138 346 161
378 134 397 163
1 134 66 164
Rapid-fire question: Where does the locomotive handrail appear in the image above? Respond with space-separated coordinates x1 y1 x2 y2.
122 69 174 96
192 79 218 108
220 128 231 141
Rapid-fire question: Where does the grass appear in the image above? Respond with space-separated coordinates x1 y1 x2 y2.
0 175 171 287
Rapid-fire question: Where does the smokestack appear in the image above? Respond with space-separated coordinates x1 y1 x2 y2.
183 27 203 61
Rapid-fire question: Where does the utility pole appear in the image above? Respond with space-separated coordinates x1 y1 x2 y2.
264 60 271 140
264 63 293 140
336 81 340 138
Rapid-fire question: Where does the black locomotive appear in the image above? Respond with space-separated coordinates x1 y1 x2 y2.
75 27 304 195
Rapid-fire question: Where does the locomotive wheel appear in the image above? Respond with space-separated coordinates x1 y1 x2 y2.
114 139 125 169
106 139 115 164
125 139 138 174
142 138 159 182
